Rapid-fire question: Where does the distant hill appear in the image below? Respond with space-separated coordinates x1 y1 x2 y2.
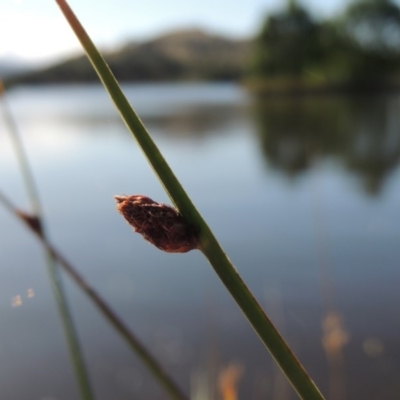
6 29 252 86
0 57 35 79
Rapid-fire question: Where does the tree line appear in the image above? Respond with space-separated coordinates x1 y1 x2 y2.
252 0 400 87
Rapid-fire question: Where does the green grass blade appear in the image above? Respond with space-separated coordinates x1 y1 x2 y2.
0 81 94 400
44 252 95 400
0 81 42 217
54 1 325 398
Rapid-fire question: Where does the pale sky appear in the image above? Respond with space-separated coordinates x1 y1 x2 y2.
0 0 350 65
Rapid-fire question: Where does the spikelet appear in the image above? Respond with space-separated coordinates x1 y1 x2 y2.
115 195 199 253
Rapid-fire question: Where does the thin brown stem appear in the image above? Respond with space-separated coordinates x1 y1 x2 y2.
0 190 189 400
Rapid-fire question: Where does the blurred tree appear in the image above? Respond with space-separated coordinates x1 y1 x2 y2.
253 97 400 195
252 0 400 86
338 0 400 81
253 0 324 79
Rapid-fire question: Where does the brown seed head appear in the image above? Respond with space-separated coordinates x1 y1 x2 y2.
115 195 199 253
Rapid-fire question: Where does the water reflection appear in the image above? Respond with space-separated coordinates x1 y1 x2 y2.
143 104 247 139
2 84 400 399
7 83 248 142
254 96 400 195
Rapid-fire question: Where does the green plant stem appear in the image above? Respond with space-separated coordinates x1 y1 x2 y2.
0 82 41 218
200 234 323 399
54 1 325 398
0 190 189 400
44 251 94 400
0 82 94 400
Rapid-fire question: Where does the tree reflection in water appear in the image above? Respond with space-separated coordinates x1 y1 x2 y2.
253 95 400 195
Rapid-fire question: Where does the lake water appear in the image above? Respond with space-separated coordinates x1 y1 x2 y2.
1 83 400 399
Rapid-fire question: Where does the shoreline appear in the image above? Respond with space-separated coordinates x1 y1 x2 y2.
245 78 400 97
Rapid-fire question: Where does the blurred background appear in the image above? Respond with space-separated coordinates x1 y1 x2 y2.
1 0 400 399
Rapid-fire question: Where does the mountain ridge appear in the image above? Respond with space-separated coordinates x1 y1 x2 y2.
5 29 252 85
